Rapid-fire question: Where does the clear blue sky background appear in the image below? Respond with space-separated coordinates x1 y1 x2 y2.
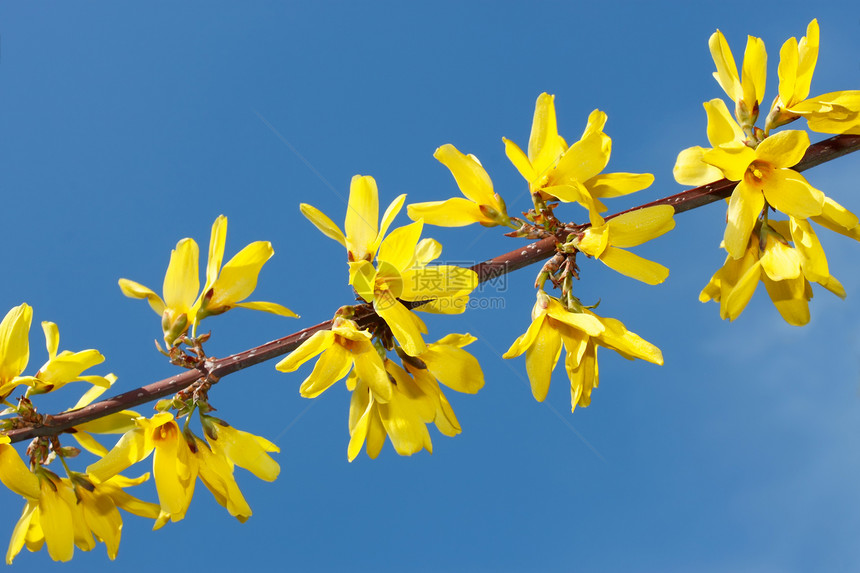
1 2 859 571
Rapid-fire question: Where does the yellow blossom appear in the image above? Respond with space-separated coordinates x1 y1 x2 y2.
347 361 435 461
570 205 675 285
702 129 824 259
276 316 393 402
86 413 197 524
119 215 295 347
350 220 478 356
503 291 662 411
0 440 158 565
768 20 860 135
300 174 406 263
700 218 844 325
407 144 511 227
504 93 654 223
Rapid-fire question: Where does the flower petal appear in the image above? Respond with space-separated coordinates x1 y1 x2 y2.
606 205 675 248
756 130 810 168
299 203 346 247
762 169 824 219
274 330 334 373
434 144 496 205
345 175 379 261
298 343 353 398
599 247 670 285
118 279 166 315
724 182 765 259
235 301 298 317
204 215 228 294
525 319 562 402
407 198 488 227
207 241 274 308
162 238 200 313
673 146 725 186
0 304 32 384
377 220 423 271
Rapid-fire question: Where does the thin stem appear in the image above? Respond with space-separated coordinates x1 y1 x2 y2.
4 133 859 444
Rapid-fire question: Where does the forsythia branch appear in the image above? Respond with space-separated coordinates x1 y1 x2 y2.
5 133 858 445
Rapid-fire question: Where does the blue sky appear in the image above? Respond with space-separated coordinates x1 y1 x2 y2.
1 1 859 571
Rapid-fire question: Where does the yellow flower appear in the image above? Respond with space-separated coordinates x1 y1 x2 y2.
25 321 112 395
201 416 280 483
504 93 654 222
86 413 197 524
709 29 767 128
503 291 662 411
702 129 824 259
119 215 295 347
275 316 393 402
3 465 158 564
350 220 478 356
0 304 33 399
192 436 253 523
407 144 511 227
300 174 406 263
769 20 860 135
569 205 675 285
700 218 844 326
347 360 435 461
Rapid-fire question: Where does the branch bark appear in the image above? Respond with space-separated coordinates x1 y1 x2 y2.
6 133 859 443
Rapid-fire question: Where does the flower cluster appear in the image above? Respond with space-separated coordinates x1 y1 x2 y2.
504 291 662 411
674 20 860 323
119 215 297 348
283 176 485 459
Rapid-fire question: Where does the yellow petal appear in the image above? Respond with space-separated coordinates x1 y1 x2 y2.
606 205 675 248
377 220 423 271
73 410 139 434
352 344 392 403
709 30 741 101
434 143 496 206
152 425 190 517
374 194 408 254
741 35 767 112
6 501 37 564
407 198 489 227
0 304 32 384
502 137 537 183
599 247 670 285
760 237 802 281
87 427 153 483
566 339 597 411
235 300 298 317
78 488 122 560
763 275 810 326
761 169 823 219
705 98 745 147
414 238 442 267
0 444 40 499
724 260 762 320
422 344 484 394
209 424 280 482
298 343 353 398
528 93 562 171
275 330 335 373
39 480 75 562
206 241 273 308
550 131 610 186
673 146 724 186
525 319 562 402
724 182 765 259
703 145 756 181
70 432 109 457
545 300 604 336
594 315 663 365
584 172 653 199
299 203 346 247
162 238 199 313
349 260 377 303
375 293 426 356
755 130 809 168
503 313 546 359
117 279 166 315
203 215 228 294
778 36 799 106
345 175 380 262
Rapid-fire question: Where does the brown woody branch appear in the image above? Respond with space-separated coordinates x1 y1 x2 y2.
6 134 859 444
